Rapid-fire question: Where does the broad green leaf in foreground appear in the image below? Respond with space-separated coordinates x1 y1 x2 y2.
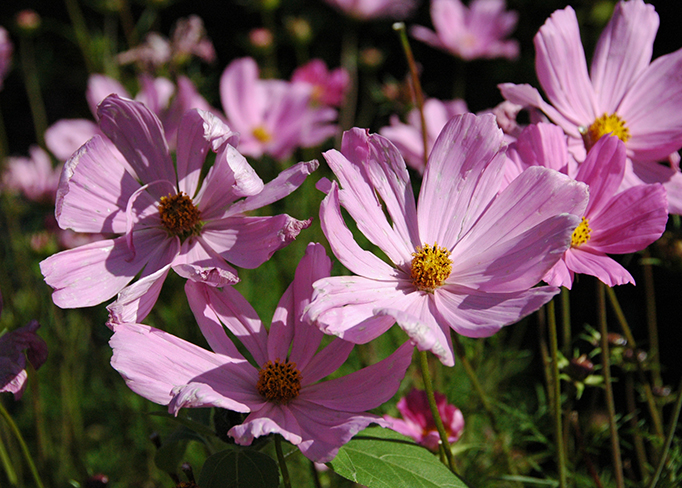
329 426 470 488
198 447 279 488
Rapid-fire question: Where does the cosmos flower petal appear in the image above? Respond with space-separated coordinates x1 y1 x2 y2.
55 135 147 234
202 215 311 269
624 159 682 215
230 404 303 448
97 95 176 196
533 6 597 127
589 0 658 112
219 57 267 137
618 47 682 163
107 265 172 326
564 249 634 287
418 113 507 248
319 183 398 279
299 338 354 387
40 231 169 308
172 238 239 287
86 74 130 117
44 119 101 161
436 285 559 337
0 320 48 400
186 281 269 366
589 183 667 254
577 135 627 217
543 256 575 289
109 322 256 409
302 341 413 412
174 110 215 197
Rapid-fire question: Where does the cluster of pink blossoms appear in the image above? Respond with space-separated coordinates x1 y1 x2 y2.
27 0 682 465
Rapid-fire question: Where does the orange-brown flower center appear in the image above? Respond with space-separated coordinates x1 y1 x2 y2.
571 217 592 248
410 243 452 292
158 192 202 239
252 126 272 143
257 359 302 405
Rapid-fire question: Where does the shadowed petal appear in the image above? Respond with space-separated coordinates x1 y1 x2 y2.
564 249 634 287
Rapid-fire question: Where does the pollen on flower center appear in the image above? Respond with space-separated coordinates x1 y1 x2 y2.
571 217 592 248
158 192 202 238
252 126 272 143
587 113 631 145
257 359 302 405
410 243 452 292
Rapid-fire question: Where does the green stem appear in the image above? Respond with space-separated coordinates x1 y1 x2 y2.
605 286 664 439
19 36 48 147
647 375 682 488
309 458 323 488
625 372 650 480
393 22 428 169
642 250 662 388
0 425 18 485
63 0 94 72
275 435 292 488
560 287 571 356
547 299 568 488
597 281 625 488
418 350 457 474
0 400 45 488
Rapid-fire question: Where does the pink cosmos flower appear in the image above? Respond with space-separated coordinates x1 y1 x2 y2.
220 57 338 160
0 293 48 400
379 97 469 174
3 145 62 202
411 0 519 61
0 26 12 91
323 0 418 21
109 243 413 463
45 73 213 159
40 95 316 324
305 113 589 366
499 0 682 213
291 59 350 107
384 388 463 451
541 134 668 288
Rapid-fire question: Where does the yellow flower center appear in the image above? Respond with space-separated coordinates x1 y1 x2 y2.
410 243 452 292
571 217 592 248
158 192 202 239
252 126 272 143
587 113 631 145
257 359 302 405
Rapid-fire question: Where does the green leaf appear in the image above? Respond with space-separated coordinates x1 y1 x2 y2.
198 447 280 488
329 426 470 488
154 425 207 473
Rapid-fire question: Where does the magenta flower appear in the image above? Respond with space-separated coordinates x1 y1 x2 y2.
219 57 337 160
291 59 350 107
379 97 469 174
499 0 682 213
3 145 62 202
411 0 519 61
542 135 668 288
109 243 413 463
0 292 48 400
384 388 463 451
40 95 316 323
306 114 589 366
0 26 12 91
323 0 418 21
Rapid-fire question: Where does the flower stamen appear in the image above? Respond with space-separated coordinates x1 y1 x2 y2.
571 217 592 248
252 126 272 143
411 243 452 292
587 113 630 145
257 359 302 405
158 192 202 239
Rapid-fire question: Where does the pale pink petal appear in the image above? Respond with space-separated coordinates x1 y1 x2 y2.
220 58 265 132
533 6 597 128
109 322 256 409
55 135 147 234
618 48 682 163
379 114 427 173
435 285 559 338
172 238 239 287
230 403 302 447
577 135 627 217
201 214 311 269
302 341 412 412
543 257 574 289
505 123 569 174
135 75 174 116
299 338 354 386
186 281 268 366
625 159 682 214
588 183 668 254
175 110 212 197
44 119 100 161
107 265 171 325
307 275 406 342
589 0 658 113
226 160 319 216
564 248 634 287
97 95 176 193
87 74 129 116
418 113 507 248
40 230 170 308
164 77 223 149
